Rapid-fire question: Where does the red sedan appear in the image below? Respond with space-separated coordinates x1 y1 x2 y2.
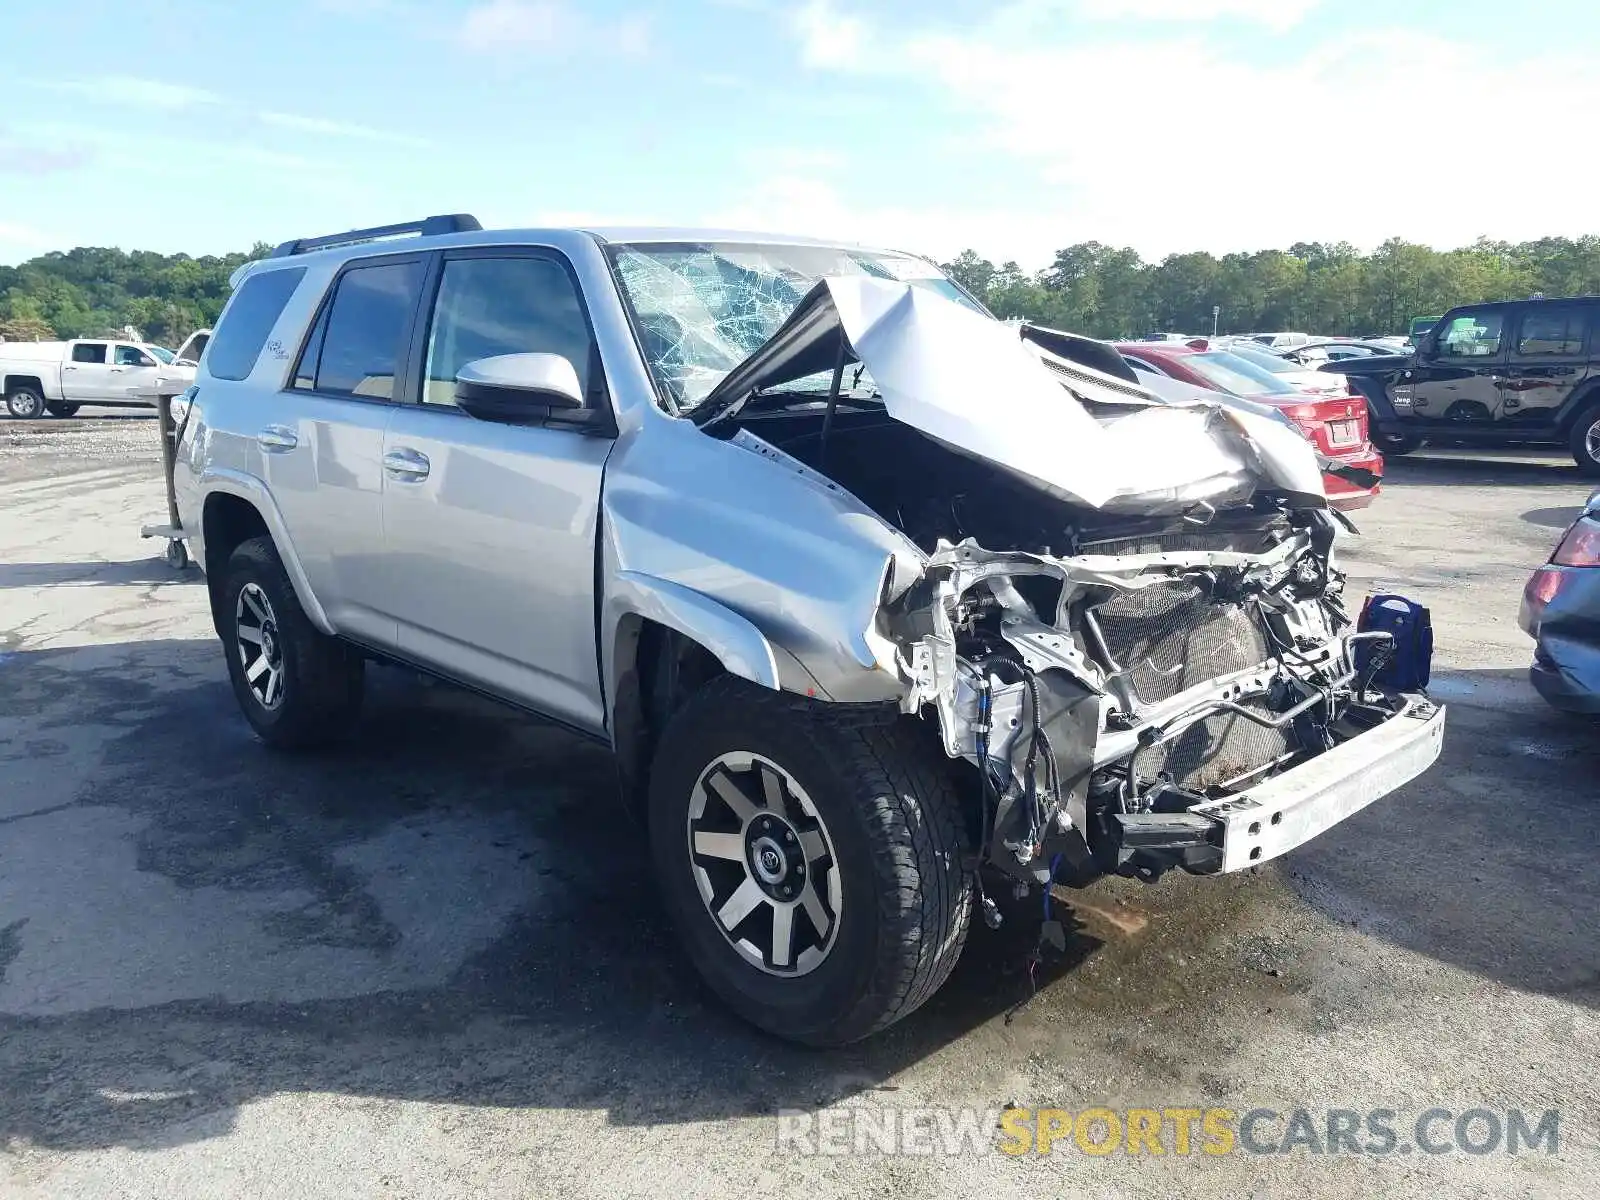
1113 342 1384 510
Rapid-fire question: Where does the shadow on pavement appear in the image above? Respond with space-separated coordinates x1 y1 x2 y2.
0 560 201 588
0 638 1101 1155
1 643 1594 1156
1521 506 1583 530
1382 453 1586 488
1287 667 1600 1010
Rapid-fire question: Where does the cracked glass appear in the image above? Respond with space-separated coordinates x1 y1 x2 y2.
608 241 974 414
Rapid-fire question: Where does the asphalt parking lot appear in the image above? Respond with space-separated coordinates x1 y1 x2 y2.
1 411 1596 1198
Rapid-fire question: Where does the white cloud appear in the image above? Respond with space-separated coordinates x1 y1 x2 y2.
615 13 653 58
456 0 652 57
793 0 869 69
49 76 221 111
458 0 573 50
258 111 431 148
779 6 1600 263
1077 0 1322 29
707 174 1067 265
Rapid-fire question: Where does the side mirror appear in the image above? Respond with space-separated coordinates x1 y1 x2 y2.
455 352 585 423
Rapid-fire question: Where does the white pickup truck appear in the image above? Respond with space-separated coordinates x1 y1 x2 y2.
0 330 207 418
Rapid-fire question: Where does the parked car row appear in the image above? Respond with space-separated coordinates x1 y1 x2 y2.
1113 340 1384 509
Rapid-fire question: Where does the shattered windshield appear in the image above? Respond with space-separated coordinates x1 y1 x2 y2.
607 241 978 414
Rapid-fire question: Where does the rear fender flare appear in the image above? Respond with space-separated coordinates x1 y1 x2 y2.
199 468 335 635
1556 381 1600 430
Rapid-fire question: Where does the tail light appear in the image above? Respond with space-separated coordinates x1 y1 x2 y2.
1521 514 1600 635
1553 516 1600 566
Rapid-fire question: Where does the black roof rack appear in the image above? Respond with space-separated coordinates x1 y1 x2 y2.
269 214 483 258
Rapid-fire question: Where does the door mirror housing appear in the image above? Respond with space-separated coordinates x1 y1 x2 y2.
455 353 585 423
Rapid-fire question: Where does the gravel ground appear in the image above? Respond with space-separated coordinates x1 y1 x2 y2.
0 414 1596 1198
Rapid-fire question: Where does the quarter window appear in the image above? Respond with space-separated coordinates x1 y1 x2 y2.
1516 307 1589 357
421 256 595 407
293 260 424 400
71 343 106 364
1436 310 1504 357
210 267 306 382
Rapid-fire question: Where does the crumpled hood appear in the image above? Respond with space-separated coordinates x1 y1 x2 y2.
700 275 1327 513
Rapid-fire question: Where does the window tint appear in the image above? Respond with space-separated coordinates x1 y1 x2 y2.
296 260 423 400
71 343 106 364
208 267 306 382
115 345 154 367
1516 307 1589 357
1437 309 1504 357
421 256 595 406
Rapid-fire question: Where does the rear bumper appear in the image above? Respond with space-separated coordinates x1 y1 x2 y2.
1321 446 1383 511
1522 564 1600 713
1191 695 1445 872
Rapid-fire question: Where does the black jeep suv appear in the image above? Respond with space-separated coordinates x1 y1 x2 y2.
1333 297 1600 476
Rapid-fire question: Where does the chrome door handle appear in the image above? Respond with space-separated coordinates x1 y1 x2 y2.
257 426 298 452
383 447 431 480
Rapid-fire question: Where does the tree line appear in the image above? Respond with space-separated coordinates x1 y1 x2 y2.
4 233 1600 348
940 236 1600 339
0 244 271 347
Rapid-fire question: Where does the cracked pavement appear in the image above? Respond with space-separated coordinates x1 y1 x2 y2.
1 413 1597 1198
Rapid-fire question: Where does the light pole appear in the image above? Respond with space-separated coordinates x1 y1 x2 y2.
1211 305 1221 339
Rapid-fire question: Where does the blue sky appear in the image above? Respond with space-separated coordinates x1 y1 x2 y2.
1 0 1595 267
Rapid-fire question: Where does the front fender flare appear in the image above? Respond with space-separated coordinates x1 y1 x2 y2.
608 571 791 697
198 468 335 635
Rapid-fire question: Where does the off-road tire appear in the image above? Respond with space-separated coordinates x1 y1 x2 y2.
219 535 364 749
4 387 45 419
1376 432 1421 455
648 676 972 1046
1568 404 1600 478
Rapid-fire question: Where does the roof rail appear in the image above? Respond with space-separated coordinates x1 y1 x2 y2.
269 214 483 258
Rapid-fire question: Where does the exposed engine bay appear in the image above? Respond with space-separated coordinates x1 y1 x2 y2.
694 273 1440 893
744 407 1406 885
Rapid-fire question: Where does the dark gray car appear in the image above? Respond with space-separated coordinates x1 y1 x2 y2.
1520 490 1600 712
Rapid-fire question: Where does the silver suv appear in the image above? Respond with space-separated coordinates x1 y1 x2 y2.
175 215 1446 1045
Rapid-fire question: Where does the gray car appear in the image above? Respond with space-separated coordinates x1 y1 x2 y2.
174 216 1446 1044
1520 490 1600 713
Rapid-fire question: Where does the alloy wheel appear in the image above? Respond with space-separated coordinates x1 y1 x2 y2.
686 751 841 976
1586 417 1600 465
235 582 286 710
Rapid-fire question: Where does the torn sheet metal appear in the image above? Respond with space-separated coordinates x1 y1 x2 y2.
700 275 1328 514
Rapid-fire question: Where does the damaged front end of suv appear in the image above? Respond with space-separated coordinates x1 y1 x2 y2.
671 270 1446 893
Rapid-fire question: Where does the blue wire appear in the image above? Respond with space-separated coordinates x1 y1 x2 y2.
1043 853 1063 920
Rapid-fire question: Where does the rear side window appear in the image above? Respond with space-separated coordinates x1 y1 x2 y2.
71 343 106 364
1516 307 1589 357
208 267 306 381
293 260 423 400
